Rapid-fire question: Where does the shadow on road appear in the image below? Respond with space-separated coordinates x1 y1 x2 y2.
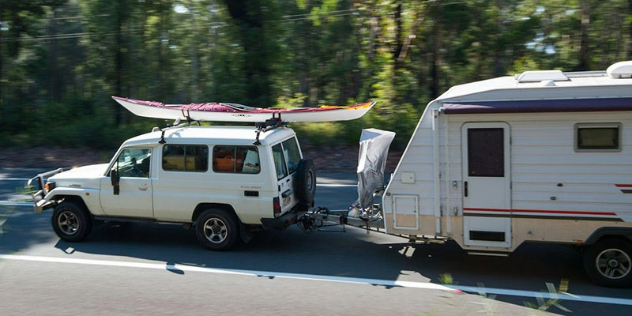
2 205 631 316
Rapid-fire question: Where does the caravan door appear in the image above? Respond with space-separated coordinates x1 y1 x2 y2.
461 122 511 248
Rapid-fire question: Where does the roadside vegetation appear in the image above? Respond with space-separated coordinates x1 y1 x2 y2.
1 0 631 153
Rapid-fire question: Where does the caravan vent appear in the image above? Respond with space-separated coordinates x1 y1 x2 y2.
607 61 632 79
515 70 569 83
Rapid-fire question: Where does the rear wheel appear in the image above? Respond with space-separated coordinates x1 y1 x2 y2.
195 209 238 251
51 201 92 242
583 238 632 288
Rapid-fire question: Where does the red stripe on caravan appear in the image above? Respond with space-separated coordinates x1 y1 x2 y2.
463 208 510 213
463 208 617 216
615 184 632 188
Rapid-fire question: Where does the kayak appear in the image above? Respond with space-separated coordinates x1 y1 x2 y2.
112 96 375 123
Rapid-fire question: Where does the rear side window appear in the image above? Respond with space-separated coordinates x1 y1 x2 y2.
162 145 209 172
272 144 288 179
282 138 302 174
575 123 621 151
213 145 260 174
272 138 302 179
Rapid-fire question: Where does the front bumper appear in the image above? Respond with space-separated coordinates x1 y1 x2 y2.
26 168 64 214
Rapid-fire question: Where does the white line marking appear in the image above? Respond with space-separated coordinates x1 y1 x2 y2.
0 202 32 206
0 178 30 181
317 183 357 187
1 254 631 306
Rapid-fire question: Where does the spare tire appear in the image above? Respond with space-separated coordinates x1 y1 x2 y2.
294 159 316 206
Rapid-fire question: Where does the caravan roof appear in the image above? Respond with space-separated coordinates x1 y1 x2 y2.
436 61 632 114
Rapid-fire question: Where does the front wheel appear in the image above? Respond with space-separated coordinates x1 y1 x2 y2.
51 201 92 242
583 238 632 288
195 209 238 251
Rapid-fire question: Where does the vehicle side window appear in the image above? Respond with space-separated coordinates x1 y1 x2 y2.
162 145 209 172
575 123 621 152
114 148 152 178
282 138 301 174
272 144 288 179
213 145 260 174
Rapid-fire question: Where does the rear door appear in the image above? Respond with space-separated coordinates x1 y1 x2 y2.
462 122 512 248
272 138 301 214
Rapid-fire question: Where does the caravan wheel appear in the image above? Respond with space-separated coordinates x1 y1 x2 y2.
583 238 632 288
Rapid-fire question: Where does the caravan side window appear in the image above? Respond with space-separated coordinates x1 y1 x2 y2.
575 123 621 152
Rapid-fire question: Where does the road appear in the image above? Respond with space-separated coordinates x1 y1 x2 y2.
0 168 631 316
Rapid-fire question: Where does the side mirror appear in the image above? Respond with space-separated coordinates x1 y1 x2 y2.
110 169 120 195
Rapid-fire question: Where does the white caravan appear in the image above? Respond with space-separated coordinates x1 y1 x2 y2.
382 61 632 287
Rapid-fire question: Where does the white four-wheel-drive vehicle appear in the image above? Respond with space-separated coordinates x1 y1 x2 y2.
28 123 316 251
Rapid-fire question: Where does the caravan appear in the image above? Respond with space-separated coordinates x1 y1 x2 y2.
381 61 632 287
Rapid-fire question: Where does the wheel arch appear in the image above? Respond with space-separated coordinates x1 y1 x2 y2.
584 227 632 246
52 195 90 214
192 203 239 224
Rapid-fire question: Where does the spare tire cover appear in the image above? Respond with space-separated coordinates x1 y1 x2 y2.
294 159 316 206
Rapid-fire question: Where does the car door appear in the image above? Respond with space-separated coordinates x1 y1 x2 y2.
100 147 154 218
272 138 301 214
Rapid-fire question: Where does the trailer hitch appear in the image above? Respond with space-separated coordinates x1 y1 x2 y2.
297 207 347 233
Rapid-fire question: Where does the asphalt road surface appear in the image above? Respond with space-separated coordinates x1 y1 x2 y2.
1 168 631 316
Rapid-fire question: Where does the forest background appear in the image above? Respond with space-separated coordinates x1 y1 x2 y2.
1 0 632 153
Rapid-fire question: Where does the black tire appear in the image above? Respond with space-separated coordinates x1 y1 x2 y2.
583 237 632 288
294 159 316 206
51 201 92 242
195 209 238 251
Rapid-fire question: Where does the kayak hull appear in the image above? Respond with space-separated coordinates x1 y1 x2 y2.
112 96 375 123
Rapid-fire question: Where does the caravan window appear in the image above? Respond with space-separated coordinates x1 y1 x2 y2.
575 123 621 152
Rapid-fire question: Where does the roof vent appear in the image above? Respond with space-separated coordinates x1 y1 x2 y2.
541 80 556 87
516 70 568 83
607 61 632 79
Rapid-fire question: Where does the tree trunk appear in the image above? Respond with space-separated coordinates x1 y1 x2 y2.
191 14 199 101
49 11 62 102
493 0 505 77
577 0 592 71
223 0 272 106
628 0 632 59
114 0 124 126
430 20 442 99
0 25 3 119
394 2 403 65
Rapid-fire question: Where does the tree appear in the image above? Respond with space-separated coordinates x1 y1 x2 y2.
0 0 67 129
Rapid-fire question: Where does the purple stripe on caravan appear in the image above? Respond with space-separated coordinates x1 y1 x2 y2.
443 97 632 114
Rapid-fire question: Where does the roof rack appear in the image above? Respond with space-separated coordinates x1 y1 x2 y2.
253 115 285 145
152 119 200 144
151 114 287 145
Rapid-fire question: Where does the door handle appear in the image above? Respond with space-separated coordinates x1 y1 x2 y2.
139 183 148 191
464 181 468 197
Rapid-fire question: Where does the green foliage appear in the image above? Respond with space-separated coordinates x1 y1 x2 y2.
1 0 631 153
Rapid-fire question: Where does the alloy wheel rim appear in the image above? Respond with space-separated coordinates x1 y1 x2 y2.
596 248 631 280
58 211 79 235
203 218 227 244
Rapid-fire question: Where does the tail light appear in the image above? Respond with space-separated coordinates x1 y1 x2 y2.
273 197 281 217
